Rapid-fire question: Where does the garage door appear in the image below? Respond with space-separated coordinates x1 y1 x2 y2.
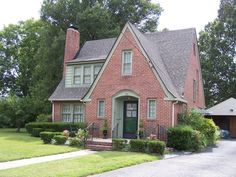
230 118 236 138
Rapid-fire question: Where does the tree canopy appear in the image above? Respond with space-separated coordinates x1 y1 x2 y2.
199 0 236 107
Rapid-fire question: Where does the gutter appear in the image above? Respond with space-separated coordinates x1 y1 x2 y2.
172 100 179 127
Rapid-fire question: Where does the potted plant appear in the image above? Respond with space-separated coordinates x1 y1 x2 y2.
102 119 108 139
138 119 145 139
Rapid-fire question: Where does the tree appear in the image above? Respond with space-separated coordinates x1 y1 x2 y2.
198 0 236 106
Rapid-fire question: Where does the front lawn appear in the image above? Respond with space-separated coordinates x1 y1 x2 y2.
0 129 79 162
0 151 159 177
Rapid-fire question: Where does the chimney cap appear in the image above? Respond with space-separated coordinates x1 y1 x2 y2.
68 25 78 31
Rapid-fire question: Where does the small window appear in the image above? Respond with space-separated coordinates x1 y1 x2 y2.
147 99 156 119
83 66 91 84
94 65 102 79
73 104 84 122
62 104 71 122
193 79 197 102
122 51 132 75
73 67 82 85
97 100 105 118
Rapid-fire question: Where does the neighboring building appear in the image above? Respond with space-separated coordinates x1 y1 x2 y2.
49 22 205 139
206 98 236 138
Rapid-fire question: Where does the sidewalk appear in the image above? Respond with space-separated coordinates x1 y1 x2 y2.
0 150 96 170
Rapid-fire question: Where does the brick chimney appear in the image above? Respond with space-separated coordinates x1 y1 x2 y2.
63 27 80 74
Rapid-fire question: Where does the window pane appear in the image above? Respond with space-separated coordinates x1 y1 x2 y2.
74 76 81 84
62 104 71 122
94 65 101 79
148 100 156 119
83 66 91 84
98 100 105 117
74 67 82 84
122 51 132 75
74 67 81 75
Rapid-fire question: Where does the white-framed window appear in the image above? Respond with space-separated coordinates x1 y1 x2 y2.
94 65 102 79
61 104 71 122
73 104 84 122
83 66 91 84
73 67 82 85
122 50 132 75
147 99 156 119
97 100 105 118
61 103 84 122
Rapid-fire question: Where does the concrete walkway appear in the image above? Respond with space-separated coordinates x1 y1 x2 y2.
0 150 96 170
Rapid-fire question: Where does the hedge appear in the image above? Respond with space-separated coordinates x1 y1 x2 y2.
53 135 67 145
31 128 44 137
167 125 204 151
112 139 127 151
147 140 166 155
40 132 63 144
25 122 87 134
130 139 147 152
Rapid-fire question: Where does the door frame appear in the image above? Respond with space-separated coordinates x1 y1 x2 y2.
123 101 138 139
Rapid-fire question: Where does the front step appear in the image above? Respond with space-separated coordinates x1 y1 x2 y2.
86 140 113 151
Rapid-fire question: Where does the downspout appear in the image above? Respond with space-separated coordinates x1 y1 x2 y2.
172 100 178 127
51 101 55 122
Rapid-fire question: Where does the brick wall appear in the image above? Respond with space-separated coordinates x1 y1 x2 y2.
53 101 61 122
85 28 174 138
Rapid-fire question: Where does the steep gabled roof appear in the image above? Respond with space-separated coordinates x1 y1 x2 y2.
49 78 89 101
69 38 117 62
49 23 197 102
206 98 236 116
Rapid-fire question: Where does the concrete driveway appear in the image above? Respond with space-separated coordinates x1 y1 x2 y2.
93 140 236 177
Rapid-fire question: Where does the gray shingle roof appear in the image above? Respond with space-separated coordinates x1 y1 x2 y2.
49 78 89 101
49 23 196 101
69 38 117 62
206 98 236 116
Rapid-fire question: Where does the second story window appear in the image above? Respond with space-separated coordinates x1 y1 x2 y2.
122 50 132 75
73 67 82 85
94 65 102 79
83 66 91 84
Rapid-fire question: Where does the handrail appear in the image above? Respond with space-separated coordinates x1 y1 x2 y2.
86 122 95 141
112 123 119 138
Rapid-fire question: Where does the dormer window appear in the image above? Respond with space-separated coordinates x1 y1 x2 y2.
83 66 91 84
122 50 132 75
73 67 82 84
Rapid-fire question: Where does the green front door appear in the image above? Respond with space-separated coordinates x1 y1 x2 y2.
123 101 138 139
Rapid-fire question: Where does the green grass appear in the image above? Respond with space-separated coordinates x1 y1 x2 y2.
0 151 159 177
0 129 79 162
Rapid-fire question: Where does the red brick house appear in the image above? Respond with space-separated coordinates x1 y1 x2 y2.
49 22 205 139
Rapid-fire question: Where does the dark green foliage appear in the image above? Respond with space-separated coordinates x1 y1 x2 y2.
40 131 62 144
178 110 219 145
112 139 127 151
199 0 236 106
36 114 52 122
167 125 205 151
69 131 76 137
53 135 67 145
130 139 147 152
31 128 44 137
147 140 165 155
68 138 83 147
25 122 86 134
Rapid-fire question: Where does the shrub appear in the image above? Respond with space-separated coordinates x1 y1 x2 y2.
167 125 202 150
147 140 166 155
69 138 83 147
178 110 220 146
130 139 147 152
53 135 67 145
40 132 62 144
69 131 76 137
31 128 44 137
112 139 127 151
25 122 86 134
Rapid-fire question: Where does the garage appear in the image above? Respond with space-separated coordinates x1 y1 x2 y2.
206 98 236 138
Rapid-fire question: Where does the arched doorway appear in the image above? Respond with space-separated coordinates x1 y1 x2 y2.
112 90 140 139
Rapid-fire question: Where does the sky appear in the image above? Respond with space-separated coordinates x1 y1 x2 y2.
0 0 220 33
